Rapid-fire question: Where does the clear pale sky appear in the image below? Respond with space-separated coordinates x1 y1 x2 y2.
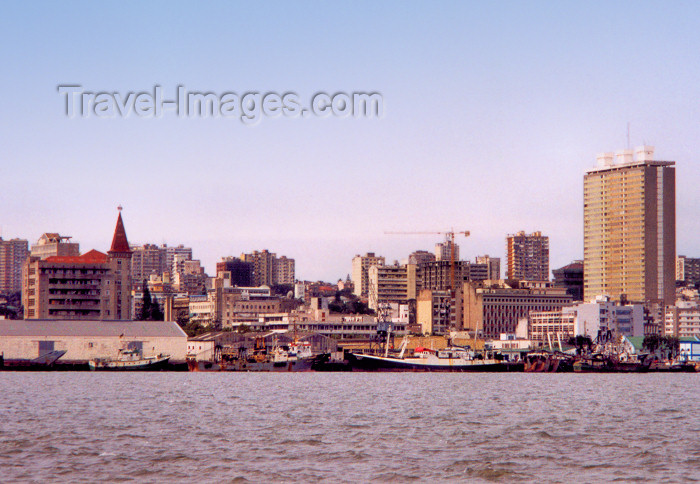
1 1 699 281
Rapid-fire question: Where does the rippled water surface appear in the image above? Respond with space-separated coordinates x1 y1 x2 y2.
1 373 698 482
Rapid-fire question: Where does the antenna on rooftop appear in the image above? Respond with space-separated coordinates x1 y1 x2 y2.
626 122 630 150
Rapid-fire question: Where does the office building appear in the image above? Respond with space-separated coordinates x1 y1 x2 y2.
463 281 572 338
506 231 549 281
583 146 675 305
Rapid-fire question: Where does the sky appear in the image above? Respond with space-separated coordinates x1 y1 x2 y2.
1 1 699 281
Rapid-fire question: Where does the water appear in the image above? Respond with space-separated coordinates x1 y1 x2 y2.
1 373 698 483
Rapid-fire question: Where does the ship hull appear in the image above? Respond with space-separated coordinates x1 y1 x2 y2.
89 356 170 371
350 353 522 372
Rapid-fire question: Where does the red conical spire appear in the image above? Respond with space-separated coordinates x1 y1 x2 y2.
109 206 131 254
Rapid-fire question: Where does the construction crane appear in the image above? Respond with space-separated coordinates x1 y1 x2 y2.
384 229 470 291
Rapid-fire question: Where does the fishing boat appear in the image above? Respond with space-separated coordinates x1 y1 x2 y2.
89 348 170 371
351 337 521 372
573 353 650 373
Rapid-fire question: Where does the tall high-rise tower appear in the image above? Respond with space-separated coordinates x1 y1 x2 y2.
583 146 675 306
506 231 549 281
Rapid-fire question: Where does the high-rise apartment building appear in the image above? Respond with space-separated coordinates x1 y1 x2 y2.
677 256 700 286
130 243 165 283
583 146 675 305
0 238 29 294
506 231 549 281
367 263 417 310
274 255 295 285
352 252 385 298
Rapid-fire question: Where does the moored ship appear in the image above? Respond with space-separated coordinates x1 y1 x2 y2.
351 338 522 372
89 348 170 371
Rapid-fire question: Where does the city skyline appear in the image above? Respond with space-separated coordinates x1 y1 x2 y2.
2 2 699 281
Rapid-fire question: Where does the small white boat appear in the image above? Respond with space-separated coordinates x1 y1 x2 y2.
89 348 170 371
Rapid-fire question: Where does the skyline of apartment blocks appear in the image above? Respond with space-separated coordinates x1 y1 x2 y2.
240 250 295 286
506 231 549 281
583 146 676 306
130 243 194 284
367 262 417 310
677 256 700 286
352 252 385 298
22 212 133 320
0 237 29 294
30 233 79 260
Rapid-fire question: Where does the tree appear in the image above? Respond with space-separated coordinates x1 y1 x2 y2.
139 281 153 320
139 282 163 321
661 336 680 359
150 300 164 321
643 334 662 355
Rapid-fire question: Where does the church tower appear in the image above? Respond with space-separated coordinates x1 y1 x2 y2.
108 206 133 320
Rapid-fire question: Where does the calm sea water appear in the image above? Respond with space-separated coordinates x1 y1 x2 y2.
0 372 698 483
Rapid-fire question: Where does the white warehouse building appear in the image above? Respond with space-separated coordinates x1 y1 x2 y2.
0 320 187 363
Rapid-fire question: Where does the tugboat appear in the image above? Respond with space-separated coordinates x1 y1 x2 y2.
89 348 170 371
